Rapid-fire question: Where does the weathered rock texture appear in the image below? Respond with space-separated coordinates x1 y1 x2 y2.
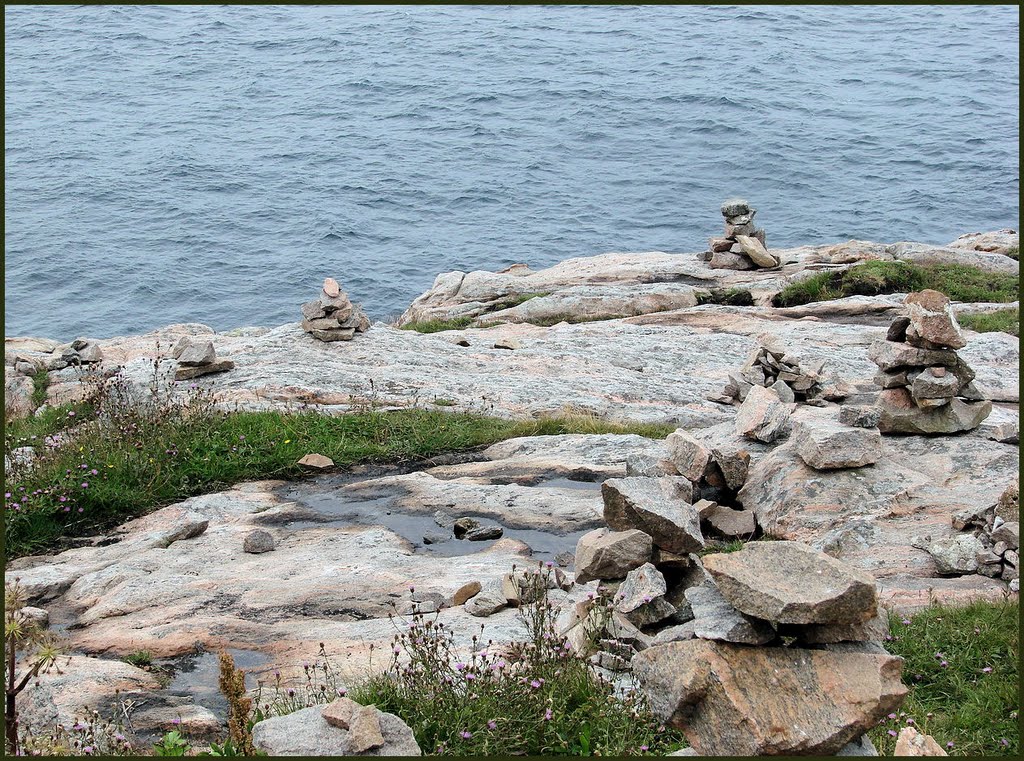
301 277 371 342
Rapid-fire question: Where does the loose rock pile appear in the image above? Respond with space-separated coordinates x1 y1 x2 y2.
869 290 992 434
172 338 234 381
61 338 104 367
927 477 1019 591
705 199 781 270
301 278 370 342
720 338 851 407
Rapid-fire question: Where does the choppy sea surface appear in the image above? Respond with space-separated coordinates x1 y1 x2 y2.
4 5 1019 340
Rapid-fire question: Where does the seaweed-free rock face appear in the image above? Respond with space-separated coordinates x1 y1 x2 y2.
632 639 908 755
573 528 653 584
702 540 878 624
601 477 703 555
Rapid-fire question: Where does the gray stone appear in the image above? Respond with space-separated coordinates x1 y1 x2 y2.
421 531 449 545
837 735 880 756
452 517 479 538
301 300 329 320
770 378 795 403
665 429 712 482
465 579 508 617
910 370 959 401
904 290 967 350
298 453 334 469
242 529 275 554
310 328 356 342
602 477 703 554
614 563 676 627
703 505 757 537
651 621 697 645
251 703 420 756
720 199 751 218
867 340 957 371
735 385 791 443
464 525 503 541
709 250 756 270
177 342 216 367
685 582 776 645
574 528 653 584
792 420 881 470
174 359 235 381
702 541 878 625
991 521 1018 550
796 608 890 645
925 534 985 575
839 405 882 428
735 235 778 268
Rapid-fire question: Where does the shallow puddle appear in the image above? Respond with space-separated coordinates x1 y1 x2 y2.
163 648 274 715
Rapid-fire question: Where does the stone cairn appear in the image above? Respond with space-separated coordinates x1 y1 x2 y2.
868 290 991 434
301 278 370 342
719 337 851 408
172 338 234 381
558 472 905 755
703 198 780 270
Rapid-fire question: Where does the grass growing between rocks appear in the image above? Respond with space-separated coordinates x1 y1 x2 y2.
349 567 687 756
772 260 1019 307
695 288 754 306
869 598 1019 756
3 376 673 559
958 308 1020 337
400 317 475 333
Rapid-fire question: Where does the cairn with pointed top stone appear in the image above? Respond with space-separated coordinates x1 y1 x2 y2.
172 337 234 380
704 199 780 270
301 278 370 342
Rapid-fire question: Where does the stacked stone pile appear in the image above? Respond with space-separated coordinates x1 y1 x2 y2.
704 199 781 270
301 278 370 342
719 338 851 407
924 477 1019 591
60 338 104 366
869 290 992 434
172 337 234 381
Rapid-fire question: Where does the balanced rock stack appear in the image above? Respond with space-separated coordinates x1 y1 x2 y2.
869 290 992 434
705 199 780 270
720 339 851 407
172 338 234 381
301 278 370 342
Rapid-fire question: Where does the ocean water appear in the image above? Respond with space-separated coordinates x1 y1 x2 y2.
4 5 1019 341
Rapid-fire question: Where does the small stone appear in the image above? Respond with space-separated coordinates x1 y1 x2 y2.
21 606 49 629
710 250 756 270
735 385 791 443
323 278 342 298
652 621 697 645
174 359 235 381
734 235 778 268
450 581 482 606
466 580 508 617
464 525 503 541
322 697 358 729
665 429 712 482
893 726 948 756
685 582 776 645
910 371 959 401
991 521 1019 551
177 342 216 367
886 316 911 343
573 528 653 584
297 453 334 469
904 290 966 350
792 420 881 470
301 300 328 320
867 340 957 372
493 338 521 350
839 406 882 428
76 343 104 364
602 477 703 554
171 336 192 359
452 517 480 539
421 531 449 545
703 506 757 537
770 378 795 403
837 735 880 756
242 529 275 554
720 199 751 218
614 563 676 627
926 534 984 574
310 328 356 342
347 705 386 753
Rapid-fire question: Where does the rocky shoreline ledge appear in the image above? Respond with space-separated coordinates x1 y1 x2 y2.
4 226 1019 754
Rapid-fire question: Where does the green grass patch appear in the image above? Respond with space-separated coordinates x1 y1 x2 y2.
29 370 51 410
399 317 475 334
695 288 754 306
516 313 630 327
772 260 1019 308
958 308 1019 337
869 598 1018 756
1005 245 1018 261
3 383 672 558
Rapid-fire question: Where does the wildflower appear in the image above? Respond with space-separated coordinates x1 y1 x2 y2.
68 411 76 417
640 745 649 752
906 718 915 725
81 482 89 488
982 666 992 673
487 720 497 730
642 595 652 603
83 746 94 755
887 713 897 720
465 673 476 681
901 618 911 625
454 662 465 671
90 469 98 475
1001 739 1010 747
887 730 898 737
172 718 181 725
946 742 954 749
394 647 401 655
940 661 948 668
460 731 472 740
530 679 542 689
544 708 552 721
284 439 291 444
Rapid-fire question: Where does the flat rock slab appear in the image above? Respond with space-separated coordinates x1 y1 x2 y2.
632 639 907 756
792 420 881 470
602 477 703 554
876 388 992 434
252 704 420 756
685 582 776 645
702 541 878 625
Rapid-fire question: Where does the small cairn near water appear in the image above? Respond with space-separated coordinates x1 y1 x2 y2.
868 290 991 434
718 337 850 407
301 278 370 342
172 338 234 381
704 198 780 270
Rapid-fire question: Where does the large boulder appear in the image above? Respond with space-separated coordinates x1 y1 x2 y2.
791 420 881 470
252 703 421 756
876 388 991 435
702 541 878 624
573 528 653 584
602 478 703 554
735 385 792 444
632 639 907 755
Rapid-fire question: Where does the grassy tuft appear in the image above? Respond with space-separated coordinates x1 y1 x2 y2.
400 317 475 334
772 260 1019 307
29 370 51 410
869 598 1019 756
3 377 671 558
959 308 1019 336
1005 245 1018 261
